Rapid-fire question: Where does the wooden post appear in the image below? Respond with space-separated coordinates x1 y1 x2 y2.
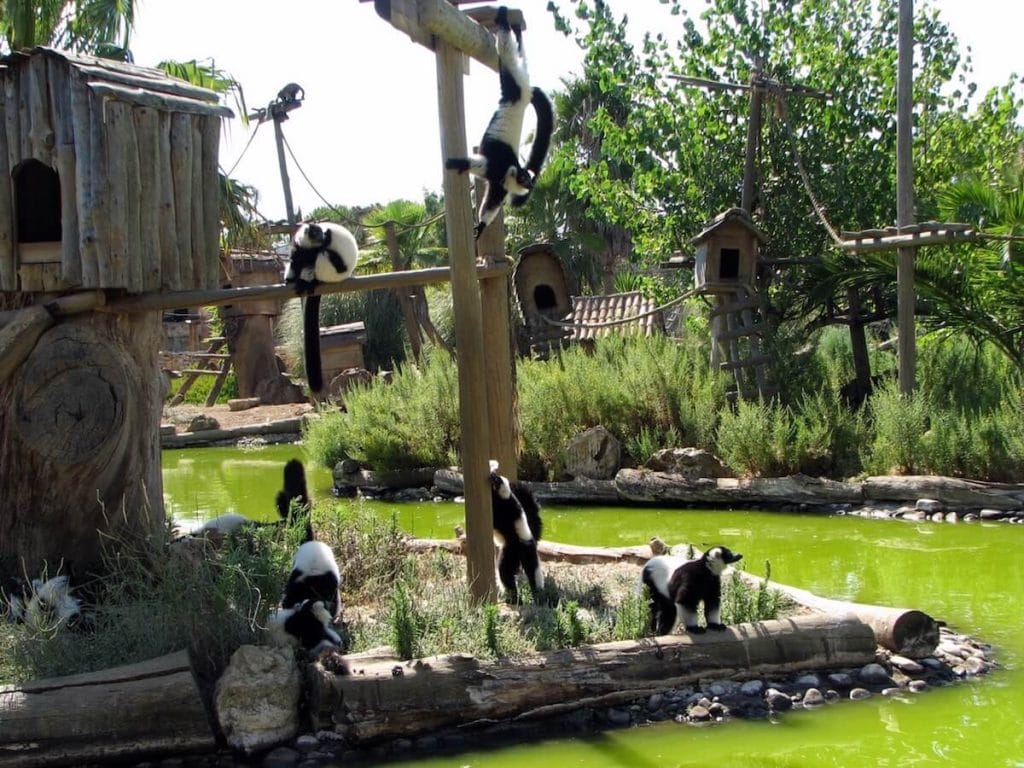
896 0 916 395
475 183 518 481
273 116 296 225
436 41 496 604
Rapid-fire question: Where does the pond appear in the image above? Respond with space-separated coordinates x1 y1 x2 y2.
163 445 1024 767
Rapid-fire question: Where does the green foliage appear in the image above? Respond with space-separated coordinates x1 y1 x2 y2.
721 562 786 626
612 590 647 642
482 603 501 657
388 576 422 661
863 383 930 475
303 349 461 470
167 369 239 406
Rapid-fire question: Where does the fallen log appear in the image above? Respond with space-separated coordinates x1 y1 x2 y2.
308 613 876 744
861 475 1024 510
432 468 621 505
407 537 654 566
615 469 864 506
160 417 303 448
0 650 215 767
735 571 939 658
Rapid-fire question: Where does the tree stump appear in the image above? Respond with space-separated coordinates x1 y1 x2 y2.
0 310 165 581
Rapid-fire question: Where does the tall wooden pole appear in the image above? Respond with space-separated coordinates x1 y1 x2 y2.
896 0 916 395
436 41 496 604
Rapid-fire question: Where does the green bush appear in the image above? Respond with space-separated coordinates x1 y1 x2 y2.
862 382 930 475
167 369 239 405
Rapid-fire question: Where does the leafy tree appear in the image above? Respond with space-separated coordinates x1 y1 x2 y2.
1 0 134 54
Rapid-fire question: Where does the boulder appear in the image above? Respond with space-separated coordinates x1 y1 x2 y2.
187 414 219 432
646 447 734 479
215 645 301 754
564 425 621 480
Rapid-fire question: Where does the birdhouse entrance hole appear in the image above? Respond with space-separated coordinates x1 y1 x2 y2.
534 283 557 311
14 159 62 244
719 248 740 280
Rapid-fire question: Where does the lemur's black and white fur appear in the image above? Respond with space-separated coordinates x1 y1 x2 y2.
640 546 743 635
488 459 544 603
190 459 314 541
268 598 341 654
281 540 341 622
445 6 554 239
3 574 84 631
285 222 359 393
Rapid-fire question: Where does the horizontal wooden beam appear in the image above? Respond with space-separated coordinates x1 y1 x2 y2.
838 228 977 254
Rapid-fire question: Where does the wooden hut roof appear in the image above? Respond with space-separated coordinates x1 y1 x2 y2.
569 291 663 340
0 47 233 117
691 207 766 245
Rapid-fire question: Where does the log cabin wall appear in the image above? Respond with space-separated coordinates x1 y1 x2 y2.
0 47 233 295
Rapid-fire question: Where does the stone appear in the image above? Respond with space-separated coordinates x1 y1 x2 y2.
187 414 220 432
687 705 711 722
215 645 302 754
261 746 300 768
908 680 928 693
849 688 873 700
565 425 621 480
963 656 987 675
646 693 664 712
645 447 734 480
980 508 1008 520
740 680 765 696
915 498 943 513
890 655 924 674
802 688 825 707
826 672 853 689
858 663 892 685
294 734 320 753
795 674 820 689
606 707 632 726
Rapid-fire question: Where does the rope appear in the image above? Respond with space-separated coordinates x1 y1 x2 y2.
221 120 262 178
776 95 844 246
538 287 700 330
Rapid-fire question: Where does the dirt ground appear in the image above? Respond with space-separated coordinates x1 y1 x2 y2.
162 401 315 432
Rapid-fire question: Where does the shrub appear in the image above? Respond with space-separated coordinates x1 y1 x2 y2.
862 382 929 475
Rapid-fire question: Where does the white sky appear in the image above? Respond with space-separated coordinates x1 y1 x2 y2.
130 0 1022 223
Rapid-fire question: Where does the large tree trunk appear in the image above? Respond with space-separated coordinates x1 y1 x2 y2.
0 309 165 582
222 312 304 404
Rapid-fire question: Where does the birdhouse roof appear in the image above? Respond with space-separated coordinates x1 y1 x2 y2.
0 47 233 117
690 207 766 245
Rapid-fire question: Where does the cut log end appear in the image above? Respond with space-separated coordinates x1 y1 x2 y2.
889 609 941 658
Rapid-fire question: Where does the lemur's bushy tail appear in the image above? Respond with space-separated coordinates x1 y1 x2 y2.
511 87 554 208
276 459 314 541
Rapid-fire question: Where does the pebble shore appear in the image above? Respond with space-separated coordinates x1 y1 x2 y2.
138 625 993 768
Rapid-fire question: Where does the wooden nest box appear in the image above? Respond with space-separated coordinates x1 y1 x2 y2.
0 47 233 294
691 208 765 294
513 244 573 356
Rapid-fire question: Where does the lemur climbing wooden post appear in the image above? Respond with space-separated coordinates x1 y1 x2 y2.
366 0 529 603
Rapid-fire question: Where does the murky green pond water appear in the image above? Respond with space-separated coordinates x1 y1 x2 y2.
163 445 1024 767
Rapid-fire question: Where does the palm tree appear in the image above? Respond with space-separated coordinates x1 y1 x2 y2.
1 0 134 54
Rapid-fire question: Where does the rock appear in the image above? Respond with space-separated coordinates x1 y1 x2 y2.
645 447 734 479
849 688 873 700
881 687 904 697
215 645 301 754
802 688 825 707
945 512 960 523
915 498 943 513
187 414 220 432
605 707 631 726
228 397 261 412
795 674 820 689
980 508 1008 520
708 681 739 697
294 734 320 753
565 425 621 480
890 654 924 674
687 704 711 722
859 663 892 685
908 680 928 693
741 680 765 696
962 656 987 675
646 693 664 712
160 423 176 436
826 672 853 689
262 746 300 768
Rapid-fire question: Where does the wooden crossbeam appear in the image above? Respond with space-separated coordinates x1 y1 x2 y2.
837 228 977 254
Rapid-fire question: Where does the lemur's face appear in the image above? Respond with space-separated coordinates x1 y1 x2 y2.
488 459 513 499
705 546 743 575
503 166 533 196
294 223 326 249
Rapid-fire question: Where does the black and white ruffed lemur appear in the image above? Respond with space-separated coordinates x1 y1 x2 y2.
488 459 545 603
445 6 554 239
285 222 359 393
640 546 744 635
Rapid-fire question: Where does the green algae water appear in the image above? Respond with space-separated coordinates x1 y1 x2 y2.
163 445 1024 767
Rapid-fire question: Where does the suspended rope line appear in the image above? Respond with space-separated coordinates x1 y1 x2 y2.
538 288 700 330
280 133 447 239
221 120 262 178
777 95 844 246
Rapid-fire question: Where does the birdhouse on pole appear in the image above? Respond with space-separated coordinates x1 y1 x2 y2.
691 207 765 294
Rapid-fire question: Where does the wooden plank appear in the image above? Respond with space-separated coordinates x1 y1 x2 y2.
89 91 112 286
190 117 206 289
205 358 232 406
84 81 233 116
0 99 13 290
709 295 761 316
437 38 496 603
70 78 98 287
47 56 82 289
169 113 194 287
0 305 54 385
26 54 54 162
16 241 61 264
103 100 132 290
719 354 769 371
133 106 162 291
3 69 20 174
157 112 181 289
200 115 222 288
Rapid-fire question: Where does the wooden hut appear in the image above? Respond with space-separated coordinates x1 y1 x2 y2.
0 48 232 582
512 244 573 356
0 47 231 294
319 322 368 384
691 207 765 294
